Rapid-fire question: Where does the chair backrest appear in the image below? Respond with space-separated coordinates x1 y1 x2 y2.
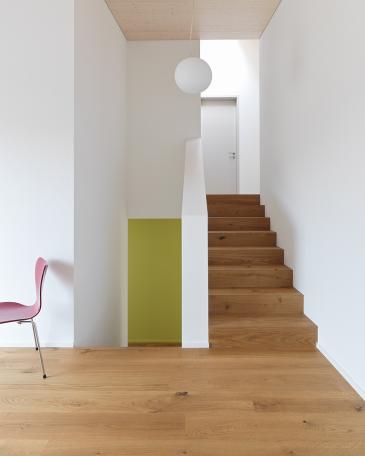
34 257 48 313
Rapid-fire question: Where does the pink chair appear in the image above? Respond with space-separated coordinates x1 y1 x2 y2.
0 258 48 378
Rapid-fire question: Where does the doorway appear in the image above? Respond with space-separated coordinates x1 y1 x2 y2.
201 97 238 194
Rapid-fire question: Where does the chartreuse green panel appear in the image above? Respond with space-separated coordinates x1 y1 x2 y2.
128 219 182 345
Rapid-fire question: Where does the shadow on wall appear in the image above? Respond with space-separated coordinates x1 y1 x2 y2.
45 260 74 341
262 194 298 272
48 260 73 286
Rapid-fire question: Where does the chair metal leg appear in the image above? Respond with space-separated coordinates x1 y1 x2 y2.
17 321 38 350
31 319 47 379
31 322 39 350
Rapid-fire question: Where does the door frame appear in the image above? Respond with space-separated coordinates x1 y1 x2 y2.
201 96 240 194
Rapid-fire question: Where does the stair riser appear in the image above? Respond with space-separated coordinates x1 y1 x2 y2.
210 327 317 351
208 205 265 217
209 269 293 288
207 195 260 206
209 248 284 266
209 294 304 317
209 218 270 232
209 232 277 247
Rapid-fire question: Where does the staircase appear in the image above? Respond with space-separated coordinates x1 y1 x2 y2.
208 194 317 351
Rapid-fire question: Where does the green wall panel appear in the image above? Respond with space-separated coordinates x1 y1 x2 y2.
128 219 182 345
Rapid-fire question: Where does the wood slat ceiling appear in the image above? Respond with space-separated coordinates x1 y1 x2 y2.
105 0 281 40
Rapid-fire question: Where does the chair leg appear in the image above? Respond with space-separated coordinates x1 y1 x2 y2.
31 322 39 350
31 319 47 379
18 320 37 350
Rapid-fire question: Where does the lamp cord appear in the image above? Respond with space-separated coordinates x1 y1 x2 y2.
189 0 195 56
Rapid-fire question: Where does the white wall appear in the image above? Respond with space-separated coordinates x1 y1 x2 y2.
0 0 75 347
74 0 128 346
182 139 209 348
261 0 365 397
201 40 260 194
127 41 201 218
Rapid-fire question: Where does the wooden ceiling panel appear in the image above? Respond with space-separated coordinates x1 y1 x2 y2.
105 0 281 40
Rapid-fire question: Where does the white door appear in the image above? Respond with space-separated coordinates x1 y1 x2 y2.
201 98 238 194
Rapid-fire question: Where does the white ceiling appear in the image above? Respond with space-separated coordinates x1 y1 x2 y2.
105 0 281 40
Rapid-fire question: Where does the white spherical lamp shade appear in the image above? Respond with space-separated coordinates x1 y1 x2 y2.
175 57 212 94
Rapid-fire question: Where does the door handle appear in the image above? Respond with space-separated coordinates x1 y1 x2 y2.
228 153 236 159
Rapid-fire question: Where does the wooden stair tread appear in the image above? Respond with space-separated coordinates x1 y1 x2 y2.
208 205 265 210
208 247 284 256
210 316 317 352
209 247 284 266
209 288 304 317
209 266 293 289
209 216 268 219
209 287 302 296
211 315 317 329
209 217 271 231
209 246 282 251
209 230 276 234
208 205 266 217
209 230 277 247
210 334 317 351
207 194 260 205
209 265 291 271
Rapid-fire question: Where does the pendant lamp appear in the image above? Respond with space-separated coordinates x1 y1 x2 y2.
175 1 212 94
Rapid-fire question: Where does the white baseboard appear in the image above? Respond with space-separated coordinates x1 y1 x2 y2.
182 340 210 349
0 341 74 348
317 343 365 400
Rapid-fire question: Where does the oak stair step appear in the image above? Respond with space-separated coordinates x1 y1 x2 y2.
209 288 304 317
209 247 284 266
210 316 317 351
209 265 293 289
208 204 265 218
209 230 277 247
209 217 270 232
207 194 260 206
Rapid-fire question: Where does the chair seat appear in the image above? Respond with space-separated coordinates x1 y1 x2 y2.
0 302 37 324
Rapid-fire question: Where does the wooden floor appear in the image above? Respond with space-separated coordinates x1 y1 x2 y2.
1 347 365 455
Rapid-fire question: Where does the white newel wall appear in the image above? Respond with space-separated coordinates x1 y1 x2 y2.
74 0 128 346
182 139 209 348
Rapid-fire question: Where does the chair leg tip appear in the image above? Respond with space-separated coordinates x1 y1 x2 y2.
43 374 47 379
